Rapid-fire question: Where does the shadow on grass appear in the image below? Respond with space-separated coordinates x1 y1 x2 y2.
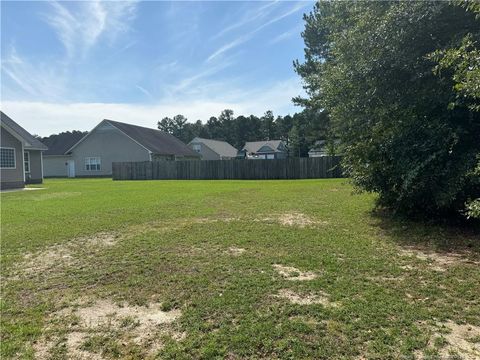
370 208 480 255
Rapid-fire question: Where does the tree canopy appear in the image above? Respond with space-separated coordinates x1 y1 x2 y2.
157 109 333 156
295 1 480 218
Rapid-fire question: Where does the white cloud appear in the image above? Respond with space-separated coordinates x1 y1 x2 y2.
207 1 309 62
211 1 279 40
1 78 303 136
43 0 137 59
1 46 67 100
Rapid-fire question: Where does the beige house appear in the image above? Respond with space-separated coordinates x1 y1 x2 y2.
188 137 238 160
1 111 48 189
43 119 200 177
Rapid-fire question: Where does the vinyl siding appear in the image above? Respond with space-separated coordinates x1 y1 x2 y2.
188 142 220 160
43 155 71 177
25 150 43 183
70 122 150 176
0 127 24 188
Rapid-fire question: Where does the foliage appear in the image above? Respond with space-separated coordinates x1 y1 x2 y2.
295 1 480 217
430 34 480 111
157 109 334 156
40 130 88 150
465 157 480 219
466 199 480 219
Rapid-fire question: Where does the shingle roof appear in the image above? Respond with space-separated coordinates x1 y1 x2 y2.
242 140 285 154
0 111 48 150
43 131 86 156
189 137 238 158
106 120 200 157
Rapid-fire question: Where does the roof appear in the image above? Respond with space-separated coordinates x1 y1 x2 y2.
69 119 200 157
242 140 285 154
43 131 86 156
0 111 48 151
189 137 238 158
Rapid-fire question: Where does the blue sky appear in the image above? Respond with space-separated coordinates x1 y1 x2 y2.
1 1 313 136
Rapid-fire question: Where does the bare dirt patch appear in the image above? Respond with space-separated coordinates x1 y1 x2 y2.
273 264 318 281
226 247 246 256
192 217 240 224
73 299 181 329
399 247 479 272
256 212 327 228
276 289 338 307
34 299 182 359
416 321 480 360
11 232 119 280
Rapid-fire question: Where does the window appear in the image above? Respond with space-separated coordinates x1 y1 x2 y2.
85 157 101 171
24 151 30 173
192 144 201 152
0 148 16 169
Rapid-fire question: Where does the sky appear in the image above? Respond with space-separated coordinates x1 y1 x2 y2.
1 1 313 136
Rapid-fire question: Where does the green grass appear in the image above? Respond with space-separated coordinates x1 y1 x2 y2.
1 178 479 359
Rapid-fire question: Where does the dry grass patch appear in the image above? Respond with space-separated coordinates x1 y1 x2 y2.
34 298 182 359
416 321 480 360
10 232 119 280
278 212 317 227
399 246 479 272
273 264 318 281
226 247 246 256
276 289 338 307
256 212 327 228
32 191 82 201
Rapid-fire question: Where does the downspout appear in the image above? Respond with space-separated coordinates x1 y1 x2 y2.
40 151 44 182
21 142 25 184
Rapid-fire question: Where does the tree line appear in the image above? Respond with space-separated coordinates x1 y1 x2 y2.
38 109 335 159
295 1 480 219
157 109 335 156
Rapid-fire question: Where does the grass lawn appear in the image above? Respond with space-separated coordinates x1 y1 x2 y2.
1 178 479 359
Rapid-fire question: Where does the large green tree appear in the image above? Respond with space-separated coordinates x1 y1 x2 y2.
295 1 480 217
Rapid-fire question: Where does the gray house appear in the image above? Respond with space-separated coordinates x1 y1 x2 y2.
188 137 238 160
1 111 48 189
240 140 288 159
43 131 87 177
43 119 200 177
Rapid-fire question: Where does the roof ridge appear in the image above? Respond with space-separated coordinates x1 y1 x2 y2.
105 119 166 134
196 137 232 143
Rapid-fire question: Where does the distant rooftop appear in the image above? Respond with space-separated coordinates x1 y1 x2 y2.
189 137 238 158
242 140 285 154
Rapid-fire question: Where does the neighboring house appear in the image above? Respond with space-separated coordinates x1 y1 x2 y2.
308 139 341 157
308 140 328 157
0 111 48 189
188 137 238 160
240 140 288 159
43 119 200 178
43 131 87 177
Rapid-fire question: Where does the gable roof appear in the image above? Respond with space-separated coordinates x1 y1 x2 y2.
43 132 86 156
242 140 285 154
0 111 48 151
68 119 200 157
189 137 238 158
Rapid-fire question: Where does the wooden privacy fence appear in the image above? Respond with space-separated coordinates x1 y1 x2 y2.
112 157 343 181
